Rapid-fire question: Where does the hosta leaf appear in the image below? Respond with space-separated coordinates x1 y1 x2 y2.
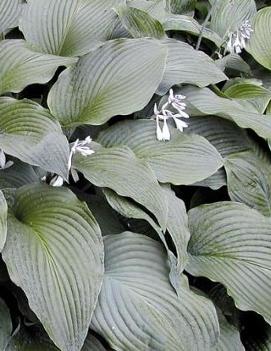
19 0 123 57
247 7 271 70
183 86 271 139
215 54 251 74
73 146 168 230
82 333 107 351
98 119 223 185
0 40 77 95
92 232 219 351
163 15 223 47
0 298 12 350
104 186 190 290
194 169 227 190
127 0 168 22
48 38 167 128
187 201 271 324
210 0 257 38
0 98 70 179
157 39 226 95
166 0 196 14
2 184 104 351
0 0 22 33
244 327 271 350
225 151 271 216
0 191 7 252
114 4 165 38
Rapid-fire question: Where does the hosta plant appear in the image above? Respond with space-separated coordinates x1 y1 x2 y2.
1 0 271 350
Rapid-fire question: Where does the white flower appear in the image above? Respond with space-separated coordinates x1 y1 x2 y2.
49 175 64 187
68 136 95 171
153 90 189 141
0 149 13 170
225 20 253 55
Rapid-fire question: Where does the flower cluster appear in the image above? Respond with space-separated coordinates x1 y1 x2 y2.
154 89 189 141
225 20 253 55
50 136 94 187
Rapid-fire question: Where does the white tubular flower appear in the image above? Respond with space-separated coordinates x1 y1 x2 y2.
154 103 170 141
168 89 187 114
68 136 95 171
50 175 64 187
0 149 13 170
225 20 253 55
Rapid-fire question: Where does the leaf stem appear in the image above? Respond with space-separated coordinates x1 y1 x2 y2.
196 2 216 50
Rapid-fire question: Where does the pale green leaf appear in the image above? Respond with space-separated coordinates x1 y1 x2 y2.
0 298 12 350
98 119 223 185
73 145 168 230
19 0 123 57
48 38 167 128
166 0 196 14
157 38 227 95
0 40 77 95
210 0 257 38
225 151 271 216
187 201 271 324
247 7 271 70
215 54 251 74
82 333 107 351
0 191 7 252
127 0 168 22
0 98 70 179
114 4 165 38
92 232 219 351
0 0 22 33
2 184 104 351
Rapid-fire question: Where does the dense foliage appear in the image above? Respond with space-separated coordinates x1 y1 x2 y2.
1 0 271 350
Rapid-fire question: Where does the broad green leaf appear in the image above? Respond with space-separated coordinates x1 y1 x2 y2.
127 0 168 22
73 146 168 230
0 160 39 190
215 54 251 74
114 4 165 38
98 119 223 185
187 201 271 324
104 186 190 290
0 98 70 179
157 39 227 95
0 191 7 252
48 39 167 128
247 7 271 70
2 184 104 351
0 40 77 95
0 0 22 33
19 0 123 57
194 169 227 190
163 15 223 47
92 232 219 351
225 151 271 216
166 0 196 14
183 86 271 139
0 298 12 350
214 309 244 351
82 333 107 351
210 0 257 38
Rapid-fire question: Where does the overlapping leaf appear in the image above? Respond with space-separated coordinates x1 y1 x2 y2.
0 191 7 252
2 184 104 351
73 145 168 230
19 0 123 57
0 298 12 350
82 333 107 351
0 98 70 179
0 0 22 33
98 119 223 185
157 39 227 95
92 232 219 351
0 40 77 95
187 201 271 324
48 38 167 128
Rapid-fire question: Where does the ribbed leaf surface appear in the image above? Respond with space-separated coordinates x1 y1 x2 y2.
92 232 219 351
187 201 271 324
0 98 69 179
98 119 223 185
73 146 168 230
0 191 7 252
0 0 22 33
0 40 77 95
0 161 39 190
19 0 123 57
2 184 104 351
157 38 227 95
48 38 167 128
82 333 107 351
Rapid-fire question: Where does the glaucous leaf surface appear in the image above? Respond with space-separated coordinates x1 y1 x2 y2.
0 40 77 95
92 232 219 351
0 0 22 33
2 184 104 351
98 119 223 185
19 0 124 57
82 333 107 351
0 298 12 350
0 191 7 252
73 146 168 230
48 38 167 128
157 39 227 95
0 98 70 179
166 0 196 14
187 201 271 324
